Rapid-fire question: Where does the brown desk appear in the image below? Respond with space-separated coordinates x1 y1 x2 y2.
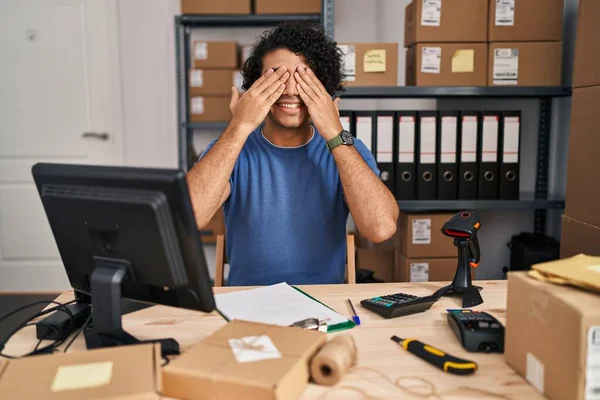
3 281 544 399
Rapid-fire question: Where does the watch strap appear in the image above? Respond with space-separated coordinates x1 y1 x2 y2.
326 135 344 152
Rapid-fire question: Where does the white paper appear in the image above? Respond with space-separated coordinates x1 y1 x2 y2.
215 282 349 327
340 116 351 132
482 116 499 162
410 262 429 282
228 335 282 363
191 70 203 87
493 48 519 85
421 0 441 26
356 116 372 152
398 116 415 163
421 47 441 74
503 116 520 163
526 353 545 393
377 116 393 163
586 326 600 400
412 218 431 244
420 117 436 164
495 0 515 26
441 116 457 163
461 116 478 163
339 45 356 81
194 42 208 60
191 97 204 114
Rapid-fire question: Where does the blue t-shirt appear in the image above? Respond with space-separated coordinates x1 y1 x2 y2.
199 125 379 286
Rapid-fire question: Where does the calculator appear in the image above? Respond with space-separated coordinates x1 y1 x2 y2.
446 309 505 353
360 293 439 319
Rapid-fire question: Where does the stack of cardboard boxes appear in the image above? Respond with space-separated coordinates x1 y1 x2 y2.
560 0 600 258
405 0 564 87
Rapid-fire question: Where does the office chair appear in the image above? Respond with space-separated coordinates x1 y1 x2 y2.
214 234 356 286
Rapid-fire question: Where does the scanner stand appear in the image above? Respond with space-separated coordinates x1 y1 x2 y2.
433 239 483 308
82 257 180 357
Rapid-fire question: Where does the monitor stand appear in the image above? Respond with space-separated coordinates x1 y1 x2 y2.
82 256 180 357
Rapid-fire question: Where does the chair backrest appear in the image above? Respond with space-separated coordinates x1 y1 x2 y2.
214 234 356 287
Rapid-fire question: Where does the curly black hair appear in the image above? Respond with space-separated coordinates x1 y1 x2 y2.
242 22 345 96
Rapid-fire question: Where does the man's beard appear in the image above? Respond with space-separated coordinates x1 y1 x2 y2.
266 110 309 130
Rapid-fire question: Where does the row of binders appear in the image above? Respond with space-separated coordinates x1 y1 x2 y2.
340 110 521 201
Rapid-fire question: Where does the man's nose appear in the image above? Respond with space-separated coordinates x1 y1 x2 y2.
283 70 298 96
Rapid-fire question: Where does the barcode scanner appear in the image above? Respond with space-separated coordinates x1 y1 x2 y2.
433 211 484 308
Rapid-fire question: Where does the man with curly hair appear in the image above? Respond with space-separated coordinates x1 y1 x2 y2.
186 22 399 286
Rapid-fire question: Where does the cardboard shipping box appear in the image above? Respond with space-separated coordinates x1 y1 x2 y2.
255 0 320 14
181 0 250 14
356 248 395 282
163 319 327 400
560 215 600 259
573 0 600 88
404 0 488 47
189 69 243 96
397 212 457 258
406 43 488 86
488 42 562 86
338 42 398 87
565 85 600 226
395 253 470 282
504 271 600 400
193 41 239 69
488 0 564 42
190 96 231 122
0 343 162 399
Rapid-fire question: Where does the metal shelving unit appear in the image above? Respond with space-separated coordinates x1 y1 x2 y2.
174 1 570 235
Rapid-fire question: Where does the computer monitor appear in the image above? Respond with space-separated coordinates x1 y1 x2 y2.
32 162 216 356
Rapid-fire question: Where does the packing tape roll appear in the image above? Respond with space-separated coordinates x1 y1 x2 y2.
310 334 358 386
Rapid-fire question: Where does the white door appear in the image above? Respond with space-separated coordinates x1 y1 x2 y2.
0 0 124 290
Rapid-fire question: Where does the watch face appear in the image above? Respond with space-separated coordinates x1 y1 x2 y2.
341 130 354 145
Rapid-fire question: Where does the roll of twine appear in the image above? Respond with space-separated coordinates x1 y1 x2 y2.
310 334 358 386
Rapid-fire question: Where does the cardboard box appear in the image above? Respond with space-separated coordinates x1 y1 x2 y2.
395 253 470 282
356 248 395 282
406 43 487 86
337 43 398 87
193 41 239 69
0 343 161 399
190 96 231 122
560 215 600 259
573 0 600 88
254 0 321 14
565 86 600 226
488 41 562 86
163 319 327 400
397 212 457 258
404 0 488 47
189 69 243 96
504 271 600 400
488 0 564 42
181 0 251 14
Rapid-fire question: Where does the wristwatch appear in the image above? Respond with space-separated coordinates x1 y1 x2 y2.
326 130 354 152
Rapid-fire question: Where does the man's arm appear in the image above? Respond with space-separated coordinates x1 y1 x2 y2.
186 66 290 229
295 66 399 243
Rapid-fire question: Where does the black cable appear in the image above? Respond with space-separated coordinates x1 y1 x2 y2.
63 313 92 353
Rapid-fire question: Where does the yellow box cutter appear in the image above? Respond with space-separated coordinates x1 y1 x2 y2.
391 335 477 375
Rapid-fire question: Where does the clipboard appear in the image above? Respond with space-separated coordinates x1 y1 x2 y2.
291 286 356 333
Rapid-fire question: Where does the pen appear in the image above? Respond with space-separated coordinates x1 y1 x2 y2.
390 335 477 375
347 299 361 325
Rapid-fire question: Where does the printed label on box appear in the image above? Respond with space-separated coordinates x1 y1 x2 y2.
195 42 208 60
495 0 515 26
421 0 441 26
410 262 429 282
421 47 441 74
586 326 600 400
412 219 431 244
493 48 519 85
191 97 204 114
526 353 545 393
191 70 203 87
338 45 356 81
228 335 282 363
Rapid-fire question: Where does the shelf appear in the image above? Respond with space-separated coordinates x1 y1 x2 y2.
397 194 565 212
186 122 229 130
179 14 321 27
339 86 572 99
